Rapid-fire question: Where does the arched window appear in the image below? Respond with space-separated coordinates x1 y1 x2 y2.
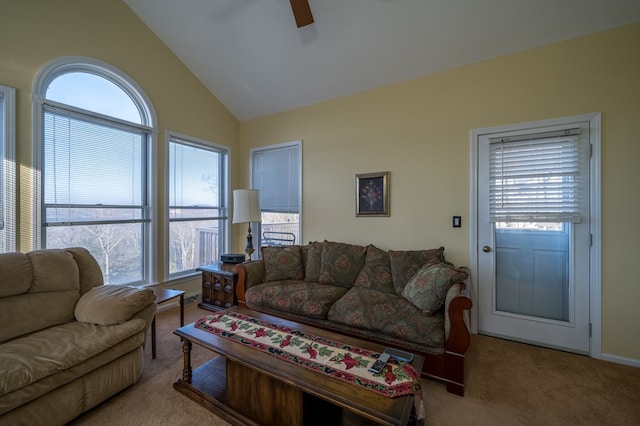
33 57 157 285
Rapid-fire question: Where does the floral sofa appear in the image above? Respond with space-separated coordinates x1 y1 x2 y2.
0 248 157 425
235 240 473 396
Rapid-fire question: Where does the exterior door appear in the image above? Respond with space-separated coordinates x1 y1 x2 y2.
475 117 594 355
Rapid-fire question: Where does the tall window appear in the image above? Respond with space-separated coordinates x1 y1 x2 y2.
34 57 156 285
0 85 16 253
167 132 229 278
251 141 302 249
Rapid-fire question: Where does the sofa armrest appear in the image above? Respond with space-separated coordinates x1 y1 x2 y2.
235 260 264 305
75 285 156 326
444 267 473 354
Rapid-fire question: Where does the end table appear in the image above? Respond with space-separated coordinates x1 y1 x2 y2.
150 287 185 359
197 263 238 312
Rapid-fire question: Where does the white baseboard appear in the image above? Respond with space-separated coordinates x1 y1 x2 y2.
601 353 640 368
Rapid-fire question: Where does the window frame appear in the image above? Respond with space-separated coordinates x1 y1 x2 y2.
164 130 230 281
33 56 158 285
250 140 302 251
0 84 16 253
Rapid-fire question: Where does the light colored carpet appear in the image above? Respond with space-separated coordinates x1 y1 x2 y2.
70 299 640 425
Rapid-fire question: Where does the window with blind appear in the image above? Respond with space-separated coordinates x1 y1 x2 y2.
251 141 301 248
0 85 16 254
489 129 588 225
167 133 229 278
35 58 156 285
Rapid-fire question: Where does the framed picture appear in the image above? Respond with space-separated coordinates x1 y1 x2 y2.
355 171 389 217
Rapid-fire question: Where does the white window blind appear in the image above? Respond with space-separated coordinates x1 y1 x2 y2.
489 129 586 223
0 92 4 232
0 85 16 254
252 144 300 213
43 106 147 217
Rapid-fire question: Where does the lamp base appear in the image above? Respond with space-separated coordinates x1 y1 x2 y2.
244 224 255 261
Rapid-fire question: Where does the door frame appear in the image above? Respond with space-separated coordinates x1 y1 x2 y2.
469 113 602 359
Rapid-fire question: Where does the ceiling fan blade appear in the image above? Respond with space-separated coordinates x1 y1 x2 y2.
289 0 314 28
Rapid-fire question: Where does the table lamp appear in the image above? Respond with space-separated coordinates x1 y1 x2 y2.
232 189 261 261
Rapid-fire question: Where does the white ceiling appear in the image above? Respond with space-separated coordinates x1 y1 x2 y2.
123 0 640 121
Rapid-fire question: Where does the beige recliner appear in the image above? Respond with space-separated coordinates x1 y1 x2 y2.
0 247 156 426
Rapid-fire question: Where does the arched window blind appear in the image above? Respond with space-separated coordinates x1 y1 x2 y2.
489 128 587 223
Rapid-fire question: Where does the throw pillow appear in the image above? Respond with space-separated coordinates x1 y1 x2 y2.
402 262 469 315
353 245 395 294
304 241 323 282
388 247 445 295
262 245 305 282
75 285 156 325
318 240 367 288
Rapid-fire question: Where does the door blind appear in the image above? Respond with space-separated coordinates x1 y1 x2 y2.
489 129 586 223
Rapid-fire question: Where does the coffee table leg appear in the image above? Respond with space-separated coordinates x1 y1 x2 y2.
182 340 193 383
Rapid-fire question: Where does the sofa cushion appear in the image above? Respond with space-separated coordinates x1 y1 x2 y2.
75 285 156 326
388 247 445 295
0 253 33 297
0 250 83 343
262 246 304 282
402 262 469 315
353 245 395 294
65 247 105 294
304 241 323 282
28 249 81 293
318 241 367 288
0 319 146 399
0 291 80 344
246 280 348 319
327 288 445 349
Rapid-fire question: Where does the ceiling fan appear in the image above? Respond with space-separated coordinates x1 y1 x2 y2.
289 0 314 27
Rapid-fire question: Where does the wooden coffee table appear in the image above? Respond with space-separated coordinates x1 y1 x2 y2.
173 306 424 426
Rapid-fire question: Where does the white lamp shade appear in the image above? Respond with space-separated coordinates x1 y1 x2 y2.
232 189 261 223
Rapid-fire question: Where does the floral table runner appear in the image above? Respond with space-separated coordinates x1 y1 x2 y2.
194 311 422 399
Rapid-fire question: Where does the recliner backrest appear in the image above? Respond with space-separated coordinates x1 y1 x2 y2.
0 247 103 343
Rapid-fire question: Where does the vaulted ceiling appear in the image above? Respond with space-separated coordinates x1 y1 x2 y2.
123 0 640 121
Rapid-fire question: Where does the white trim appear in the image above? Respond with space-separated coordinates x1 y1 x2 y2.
470 113 602 358
33 56 156 127
0 84 16 253
601 353 640 369
249 140 303 246
32 56 158 285
588 113 602 359
164 130 231 281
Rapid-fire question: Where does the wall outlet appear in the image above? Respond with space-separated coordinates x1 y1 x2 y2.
453 216 461 228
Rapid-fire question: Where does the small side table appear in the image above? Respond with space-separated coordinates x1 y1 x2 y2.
197 263 239 312
150 287 185 359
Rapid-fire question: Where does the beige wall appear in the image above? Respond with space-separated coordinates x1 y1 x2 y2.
3 1 639 362
239 23 640 362
1 0 239 291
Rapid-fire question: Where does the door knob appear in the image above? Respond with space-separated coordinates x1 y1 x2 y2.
482 246 491 253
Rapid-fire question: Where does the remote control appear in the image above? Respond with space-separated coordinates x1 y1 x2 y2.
383 347 414 363
368 352 391 374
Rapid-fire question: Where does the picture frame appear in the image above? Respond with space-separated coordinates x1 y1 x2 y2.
355 171 390 217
